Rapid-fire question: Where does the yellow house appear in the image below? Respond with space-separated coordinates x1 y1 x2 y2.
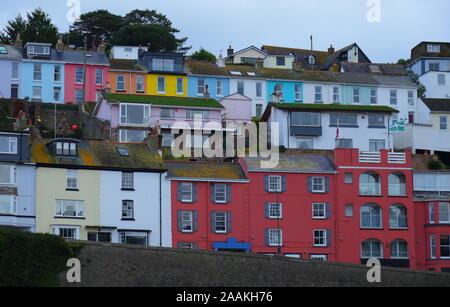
147 74 188 97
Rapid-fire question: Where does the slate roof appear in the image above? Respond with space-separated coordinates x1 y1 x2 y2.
421 98 450 112
23 46 109 66
166 161 248 180
109 59 147 72
411 42 450 62
0 44 23 60
244 154 335 173
31 139 166 171
341 62 407 75
185 60 229 76
103 93 224 109
370 74 417 88
224 45 267 61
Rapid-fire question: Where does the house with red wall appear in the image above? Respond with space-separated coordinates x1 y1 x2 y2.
333 149 416 269
166 161 251 251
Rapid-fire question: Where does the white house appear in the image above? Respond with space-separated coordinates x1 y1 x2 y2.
111 46 149 60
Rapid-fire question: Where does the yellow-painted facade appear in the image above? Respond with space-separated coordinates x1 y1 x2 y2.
146 74 188 97
35 167 100 240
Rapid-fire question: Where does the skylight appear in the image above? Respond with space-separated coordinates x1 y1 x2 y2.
247 72 256 76
117 148 129 156
229 71 242 75
0 46 7 54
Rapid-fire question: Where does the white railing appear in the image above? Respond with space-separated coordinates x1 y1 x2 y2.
359 152 381 163
388 152 406 164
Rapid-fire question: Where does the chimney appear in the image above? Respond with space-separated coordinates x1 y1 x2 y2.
227 45 234 57
204 84 210 99
15 34 23 50
145 125 162 151
217 54 225 67
56 35 64 52
255 57 264 71
328 44 335 55
97 39 105 54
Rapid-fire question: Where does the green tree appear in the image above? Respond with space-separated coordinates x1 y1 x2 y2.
407 69 426 99
22 8 58 45
0 15 26 44
397 58 410 66
190 48 217 63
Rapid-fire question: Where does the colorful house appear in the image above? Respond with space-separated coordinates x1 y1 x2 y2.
108 59 148 95
0 44 22 99
186 59 230 101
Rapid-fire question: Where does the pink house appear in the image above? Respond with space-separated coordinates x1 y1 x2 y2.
219 93 253 124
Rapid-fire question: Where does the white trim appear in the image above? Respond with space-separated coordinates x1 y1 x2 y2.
167 177 249 183
338 166 412 170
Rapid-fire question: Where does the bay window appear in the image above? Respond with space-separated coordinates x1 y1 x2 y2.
120 104 151 126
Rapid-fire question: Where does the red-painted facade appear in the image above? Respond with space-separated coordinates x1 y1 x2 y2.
64 63 109 104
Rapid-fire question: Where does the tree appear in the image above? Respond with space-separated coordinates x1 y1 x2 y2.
190 48 217 63
69 10 123 50
407 69 426 99
397 58 410 66
0 15 26 44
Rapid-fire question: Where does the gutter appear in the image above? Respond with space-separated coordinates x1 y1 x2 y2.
159 171 163 247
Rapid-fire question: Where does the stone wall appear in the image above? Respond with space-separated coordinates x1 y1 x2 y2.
59 241 450 287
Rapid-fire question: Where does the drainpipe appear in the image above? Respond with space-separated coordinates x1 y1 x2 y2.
159 171 163 247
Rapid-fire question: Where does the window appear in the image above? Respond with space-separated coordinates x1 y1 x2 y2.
96 68 103 85
429 63 440 71
237 81 245 95
124 47 133 53
214 184 227 203
157 77 166 93
266 203 282 219
333 87 340 103
162 133 174 147
51 64 60 82
152 58 174 72
55 141 77 156
0 195 17 215
53 87 61 102
285 254 301 259
120 231 148 246
345 173 353 184
0 165 17 185
122 200 134 219
427 44 441 53
429 203 435 224
439 203 450 223
136 75 144 92
181 183 193 202
75 67 84 83
313 230 327 247
409 112 414 125
312 203 327 219
276 57 285 66
268 175 281 192
335 139 353 149
216 80 223 97
330 113 357 126
275 84 283 100
291 112 320 126
361 239 383 258
255 104 263 118
256 82 262 98
353 88 360 104
66 169 78 189
430 235 436 259
370 88 377 104
120 104 151 126
310 255 327 261
389 204 407 229
315 86 322 103
52 226 79 240
368 115 385 128
292 84 302 101
369 140 385 152
122 172 134 189
33 64 42 81
360 172 381 196
390 240 408 258
214 212 227 233
311 177 325 193
116 75 125 91
160 108 174 119
438 74 446 85
32 86 42 100
361 203 382 228
440 116 448 131
390 90 397 105
297 137 313 149
27 45 50 55
181 211 193 233
75 90 84 104
408 90 414 106
178 242 196 249
0 137 17 154
388 173 406 196
11 84 18 99
187 110 209 120
55 200 84 217
119 130 147 143
267 229 282 246
11 62 19 80
345 204 354 217
88 232 111 243
441 235 450 258
197 79 205 96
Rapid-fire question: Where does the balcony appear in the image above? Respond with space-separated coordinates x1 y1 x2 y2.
359 151 406 164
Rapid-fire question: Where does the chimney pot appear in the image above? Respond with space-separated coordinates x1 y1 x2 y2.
227 46 234 57
328 44 335 55
15 34 23 50
56 35 64 52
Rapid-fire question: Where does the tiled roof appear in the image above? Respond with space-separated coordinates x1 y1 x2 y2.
22 47 109 66
31 139 166 171
109 59 147 72
0 45 22 60
166 161 248 180
262 45 328 57
185 60 229 76
422 98 450 112
104 93 224 109
341 62 408 75
370 74 417 88
244 154 335 172
225 64 260 78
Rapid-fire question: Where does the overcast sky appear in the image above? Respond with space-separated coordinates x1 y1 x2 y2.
1 0 449 63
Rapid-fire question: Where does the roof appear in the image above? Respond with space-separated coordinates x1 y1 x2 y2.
244 154 335 173
411 41 450 62
341 62 407 75
31 139 166 171
185 60 229 76
23 48 109 66
370 74 417 88
262 45 327 57
225 64 260 78
166 161 248 180
320 43 370 70
0 45 23 60
103 93 224 109
421 98 450 112
224 45 266 60
109 59 147 72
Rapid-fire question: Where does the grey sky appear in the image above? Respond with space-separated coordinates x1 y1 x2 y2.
1 0 449 63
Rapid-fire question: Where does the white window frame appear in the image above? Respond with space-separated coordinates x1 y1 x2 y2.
197 79 205 96
119 103 151 126
268 175 282 192
256 82 263 98
216 80 223 97
119 129 147 143
157 76 166 94
439 202 450 224
181 211 193 233
181 183 193 203
408 90 414 106
52 226 80 240
312 203 326 219
310 254 327 261
315 86 322 102
162 133 175 147
55 200 84 218
0 195 17 215
214 211 227 233
268 229 282 247
390 240 408 259
32 86 42 100
430 235 436 259
11 62 19 80
75 67 84 84
122 172 134 189
122 200 134 219
370 88 377 104
33 64 42 81
116 75 125 91
313 230 327 247
333 86 340 103
312 177 325 193
390 89 398 105
353 88 360 104
53 87 62 103
440 116 448 131
268 202 282 219
0 165 17 185
214 184 227 204
361 239 383 259
66 169 78 189
96 68 103 85
0 137 18 154
237 81 245 96
136 75 144 92
160 108 174 119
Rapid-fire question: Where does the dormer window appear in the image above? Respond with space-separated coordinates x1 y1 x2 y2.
117 148 129 156
55 141 77 156
152 58 174 72
427 44 440 53
27 44 51 56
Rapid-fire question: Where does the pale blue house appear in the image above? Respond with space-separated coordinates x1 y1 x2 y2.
186 60 230 100
266 80 303 103
0 44 23 99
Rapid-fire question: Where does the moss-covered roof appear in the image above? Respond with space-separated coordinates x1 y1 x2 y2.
166 161 248 180
109 59 147 72
271 103 399 113
104 93 224 109
185 60 229 76
31 139 166 171
245 154 336 172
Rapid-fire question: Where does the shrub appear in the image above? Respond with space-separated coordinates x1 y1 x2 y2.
428 158 446 170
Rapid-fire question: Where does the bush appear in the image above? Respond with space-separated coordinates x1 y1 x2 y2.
0 230 79 287
428 158 446 170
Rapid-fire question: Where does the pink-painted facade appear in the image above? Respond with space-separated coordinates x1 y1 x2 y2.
219 93 253 124
64 63 109 103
